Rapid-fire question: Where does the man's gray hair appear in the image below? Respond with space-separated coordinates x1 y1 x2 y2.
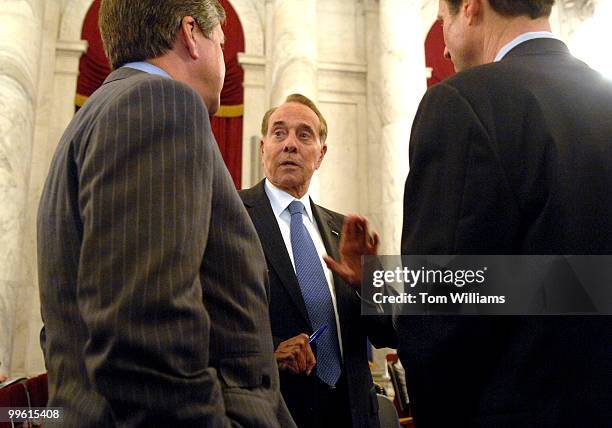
100 0 226 69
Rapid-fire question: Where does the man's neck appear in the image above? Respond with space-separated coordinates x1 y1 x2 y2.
266 178 310 200
482 16 551 64
148 56 178 80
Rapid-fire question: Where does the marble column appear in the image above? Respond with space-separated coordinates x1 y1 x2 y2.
0 0 44 378
362 0 389 386
239 53 266 189
269 0 320 196
364 0 384 238
270 0 318 105
378 0 427 255
16 1 81 378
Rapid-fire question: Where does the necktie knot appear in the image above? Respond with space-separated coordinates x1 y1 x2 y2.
288 200 305 216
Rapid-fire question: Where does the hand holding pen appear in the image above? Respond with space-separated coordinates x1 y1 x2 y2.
274 331 317 375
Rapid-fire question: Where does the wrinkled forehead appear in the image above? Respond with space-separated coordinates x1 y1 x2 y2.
269 102 321 131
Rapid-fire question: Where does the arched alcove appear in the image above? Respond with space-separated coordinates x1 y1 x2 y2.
60 0 264 56
59 0 95 42
227 0 265 57
226 0 267 188
55 0 266 189
424 20 455 86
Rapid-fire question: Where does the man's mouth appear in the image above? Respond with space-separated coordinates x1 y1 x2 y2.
280 160 300 167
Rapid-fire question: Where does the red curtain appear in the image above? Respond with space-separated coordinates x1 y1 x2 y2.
76 0 110 107
425 20 455 87
211 117 243 188
75 0 245 188
211 0 245 189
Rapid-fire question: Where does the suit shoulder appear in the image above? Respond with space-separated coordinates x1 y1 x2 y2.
420 61 537 124
237 187 252 198
445 60 516 85
315 204 345 223
125 75 207 112
88 73 207 119
438 60 539 101
237 187 251 204
237 184 262 206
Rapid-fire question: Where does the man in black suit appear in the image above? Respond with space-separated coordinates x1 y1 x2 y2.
328 0 612 426
240 94 396 428
396 0 612 426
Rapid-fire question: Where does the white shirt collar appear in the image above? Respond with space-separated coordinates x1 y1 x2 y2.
494 31 558 62
122 61 173 79
264 179 315 223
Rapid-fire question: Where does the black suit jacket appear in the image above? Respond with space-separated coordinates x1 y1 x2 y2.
37 69 293 427
240 180 396 428
400 39 612 427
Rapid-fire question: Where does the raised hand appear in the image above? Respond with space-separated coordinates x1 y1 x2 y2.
324 215 379 287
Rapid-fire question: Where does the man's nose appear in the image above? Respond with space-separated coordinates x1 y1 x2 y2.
283 133 298 152
443 46 451 60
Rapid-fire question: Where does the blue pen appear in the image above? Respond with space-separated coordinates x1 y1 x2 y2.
308 325 328 344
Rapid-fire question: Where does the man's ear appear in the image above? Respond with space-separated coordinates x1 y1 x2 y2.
316 143 328 169
464 0 482 25
179 16 200 60
260 139 265 159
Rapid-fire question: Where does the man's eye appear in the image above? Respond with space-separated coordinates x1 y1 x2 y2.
299 132 311 139
274 130 285 138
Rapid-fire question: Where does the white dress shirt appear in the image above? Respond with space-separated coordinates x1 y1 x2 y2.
264 179 344 358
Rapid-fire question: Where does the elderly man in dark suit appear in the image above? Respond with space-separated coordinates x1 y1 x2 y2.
36 1 293 426
329 0 612 426
239 94 396 428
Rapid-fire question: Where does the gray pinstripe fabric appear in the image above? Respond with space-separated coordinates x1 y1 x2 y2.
37 68 294 427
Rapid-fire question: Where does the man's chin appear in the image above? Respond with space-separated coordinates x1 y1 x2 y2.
274 177 304 191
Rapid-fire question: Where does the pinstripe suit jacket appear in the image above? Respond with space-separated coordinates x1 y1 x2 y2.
37 67 295 427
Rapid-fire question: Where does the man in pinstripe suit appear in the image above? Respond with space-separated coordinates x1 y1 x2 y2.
37 1 294 426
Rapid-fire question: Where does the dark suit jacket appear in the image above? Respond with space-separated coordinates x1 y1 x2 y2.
240 180 396 428
37 68 294 427
400 38 612 427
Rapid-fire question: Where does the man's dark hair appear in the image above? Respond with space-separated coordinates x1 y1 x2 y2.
445 0 555 18
99 0 226 70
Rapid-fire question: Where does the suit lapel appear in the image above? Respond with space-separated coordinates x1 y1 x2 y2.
310 202 356 345
243 181 312 327
310 201 342 264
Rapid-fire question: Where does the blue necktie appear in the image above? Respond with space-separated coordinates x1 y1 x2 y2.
287 200 342 386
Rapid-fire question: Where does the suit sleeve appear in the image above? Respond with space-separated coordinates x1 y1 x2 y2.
77 79 229 427
363 314 398 349
401 83 520 255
